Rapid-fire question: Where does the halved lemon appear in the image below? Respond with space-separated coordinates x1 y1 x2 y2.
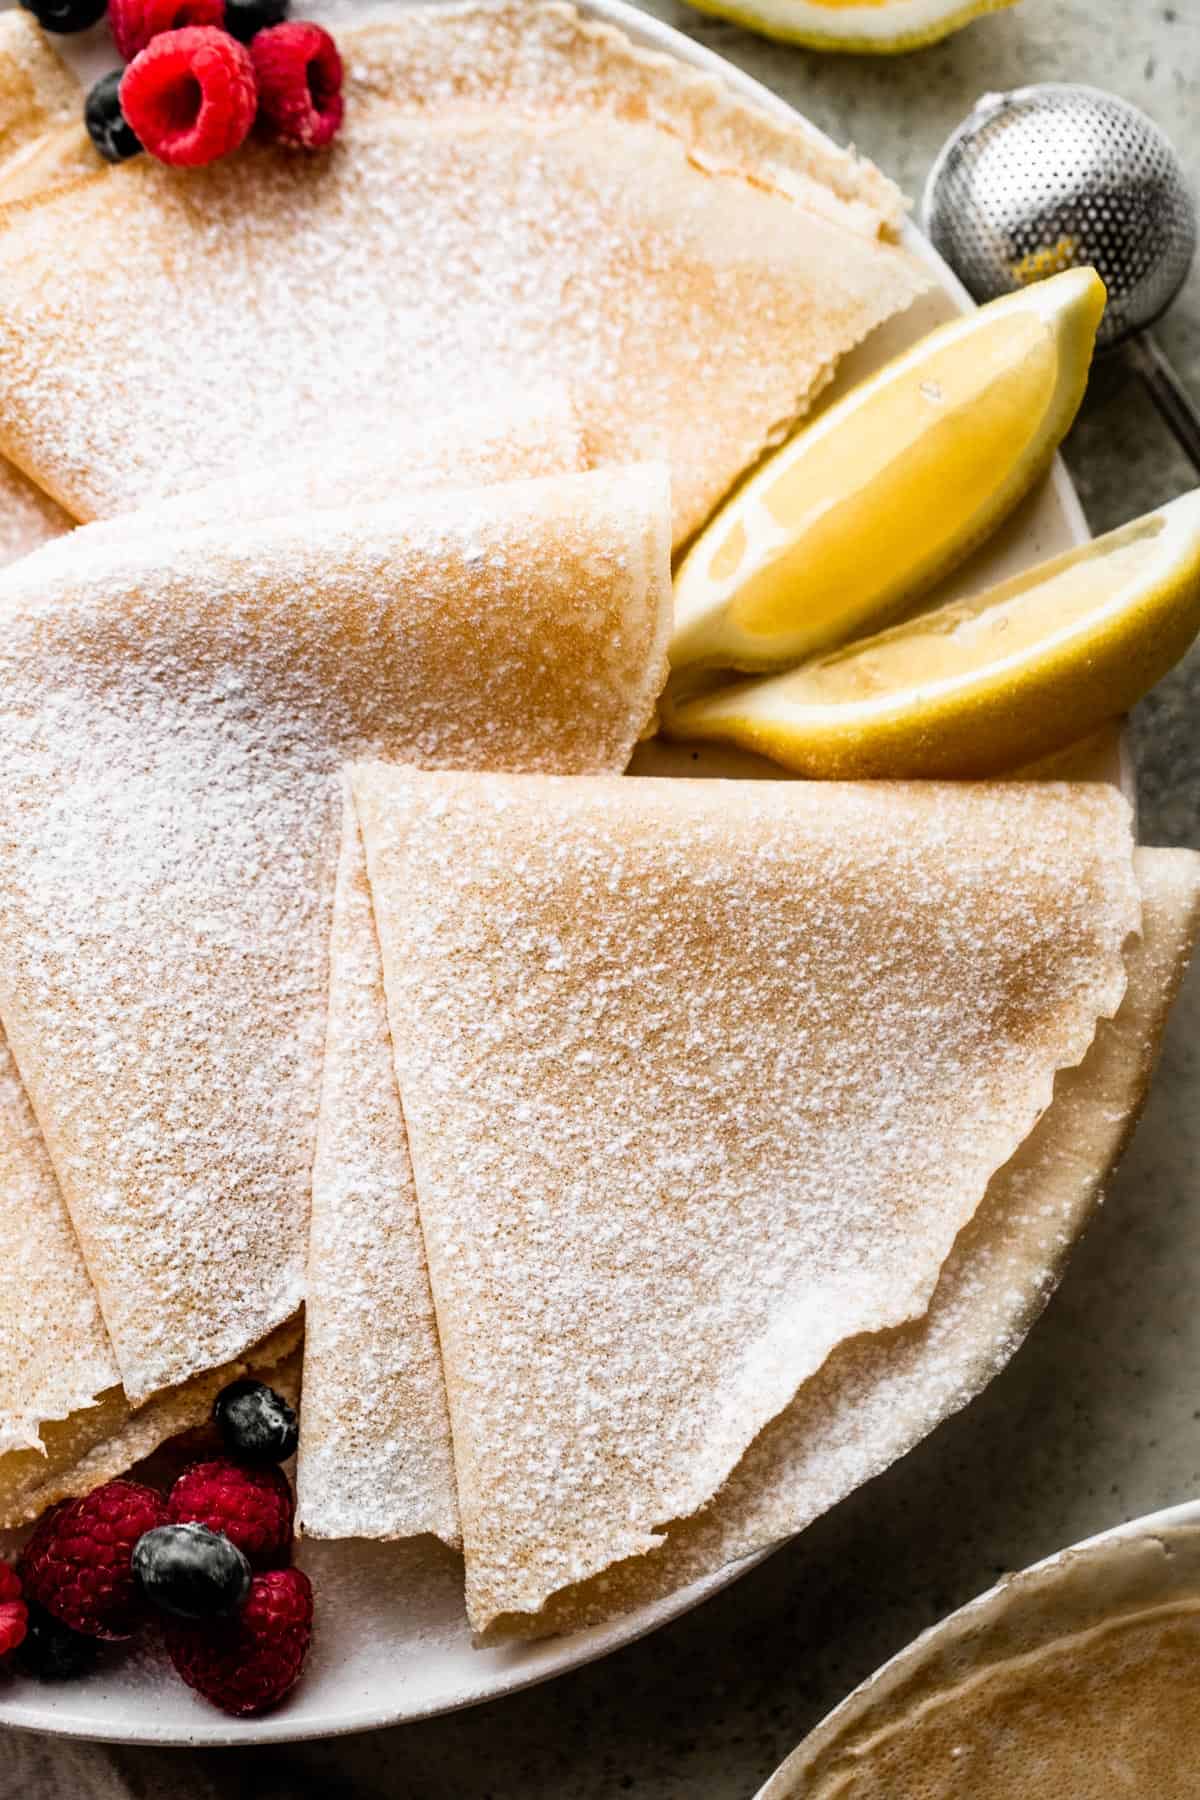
663 489 1200 780
681 0 1019 53
671 268 1106 673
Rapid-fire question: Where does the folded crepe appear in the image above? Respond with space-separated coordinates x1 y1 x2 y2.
0 11 82 566
0 9 97 196
0 464 671 1405
484 845 1200 1639
351 767 1141 1637
0 3 925 541
0 1322 302 1532
38 386 586 560
0 857 303 1520
0 1019 117 1459
0 999 302 1527
297 793 458 1547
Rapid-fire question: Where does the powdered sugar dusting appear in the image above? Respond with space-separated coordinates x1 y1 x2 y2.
0 1021 117 1458
298 793 459 1546
0 465 671 1403
45 386 584 562
0 9 83 169
0 454 71 568
508 848 1200 1639
0 6 924 542
336 3 905 232
352 768 1139 1635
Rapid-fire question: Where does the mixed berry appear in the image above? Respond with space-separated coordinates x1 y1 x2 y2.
0 1380 312 1718
20 0 344 169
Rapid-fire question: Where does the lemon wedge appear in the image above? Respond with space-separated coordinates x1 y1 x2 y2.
671 268 1106 674
681 0 1019 53
663 489 1200 780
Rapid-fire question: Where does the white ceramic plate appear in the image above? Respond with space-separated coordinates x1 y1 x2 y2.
754 1496 1200 1798
0 0 1100 1747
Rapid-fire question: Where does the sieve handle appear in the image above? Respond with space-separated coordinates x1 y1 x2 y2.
1123 330 1200 475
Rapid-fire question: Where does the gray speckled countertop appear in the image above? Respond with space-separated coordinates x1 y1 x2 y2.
11 4 1200 1797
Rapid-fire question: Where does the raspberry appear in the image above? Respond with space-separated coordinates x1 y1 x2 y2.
0 1561 27 1658
19 1481 167 1641
164 1567 312 1716
168 1460 294 1570
120 26 257 168
108 0 225 62
250 22 342 151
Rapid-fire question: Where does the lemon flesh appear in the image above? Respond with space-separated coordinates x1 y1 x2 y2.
671 268 1105 674
681 0 1019 53
664 489 1200 780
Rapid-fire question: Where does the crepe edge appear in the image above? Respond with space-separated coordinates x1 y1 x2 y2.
476 844 1200 1642
338 0 908 236
346 770 1142 1636
0 1313 303 1530
298 787 462 1551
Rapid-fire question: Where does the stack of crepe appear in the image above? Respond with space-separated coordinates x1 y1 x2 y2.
0 1 925 545
0 0 1193 1661
0 398 673 1521
296 767 1197 1641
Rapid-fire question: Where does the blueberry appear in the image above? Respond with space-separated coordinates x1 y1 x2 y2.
84 72 142 166
19 0 107 33
132 1524 251 1622
16 1602 99 1680
214 1379 298 1465
222 0 289 41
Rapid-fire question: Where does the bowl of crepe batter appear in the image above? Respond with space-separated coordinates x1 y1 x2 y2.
758 1498 1200 1798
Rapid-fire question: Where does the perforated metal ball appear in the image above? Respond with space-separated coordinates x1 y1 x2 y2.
923 84 1196 350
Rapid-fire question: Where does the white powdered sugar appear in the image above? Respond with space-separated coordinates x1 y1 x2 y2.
506 849 1200 1640
0 5 924 543
298 795 459 1546
0 1022 117 1457
352 768 1139 1636
0 466 671 1403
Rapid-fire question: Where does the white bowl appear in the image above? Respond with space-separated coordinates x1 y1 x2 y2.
755 1496 1200 1798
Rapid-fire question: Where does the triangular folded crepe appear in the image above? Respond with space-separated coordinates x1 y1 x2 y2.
0 4 924 541
40 386 586 560
0 1005 304 1526
0 895 304 1519
480 845 1200 1639
0 12 82 566
0 465 671 1403
351 767 1140 1637
0 1020 117 1458
0 9 95 193
0 1320 302 1532
297 793 458 1547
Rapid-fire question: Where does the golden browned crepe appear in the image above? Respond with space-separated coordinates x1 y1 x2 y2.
0 466 671 1405
0 4 924 540
44 386 586 558
0 11 83 566
0 9 95 190
351 767 1140 1637
0 1019 116 1458
503 845 1200 1641
0 1322 301 1531
769 1517 1200 1798
0 871 301 1525
297 794 458 1547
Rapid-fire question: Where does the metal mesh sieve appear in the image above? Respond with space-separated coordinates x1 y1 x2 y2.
923 84 1196 352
